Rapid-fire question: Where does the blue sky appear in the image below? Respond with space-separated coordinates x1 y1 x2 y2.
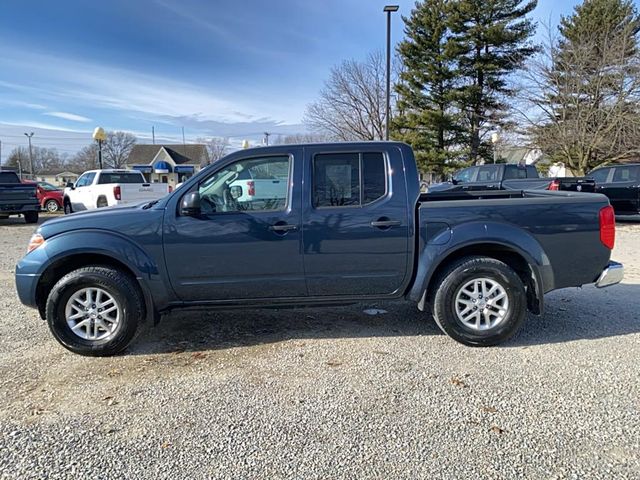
0 0 604 160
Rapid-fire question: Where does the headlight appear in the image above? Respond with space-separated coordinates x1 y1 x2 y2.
27 233 45 253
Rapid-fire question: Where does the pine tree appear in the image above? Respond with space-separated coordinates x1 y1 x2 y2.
528 0 640 173
448 0 538 163
393 0 461 177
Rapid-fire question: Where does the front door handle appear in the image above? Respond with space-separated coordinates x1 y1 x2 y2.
268 223 298 232
371 219 401 228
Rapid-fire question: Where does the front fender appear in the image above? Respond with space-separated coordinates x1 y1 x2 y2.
16 229 171 317
408 221 554 312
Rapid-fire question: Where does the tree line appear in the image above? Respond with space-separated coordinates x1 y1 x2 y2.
305 0 640 176
4 131 137 175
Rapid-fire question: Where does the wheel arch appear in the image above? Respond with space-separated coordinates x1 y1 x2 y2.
414 241 547 316
32 231 165 324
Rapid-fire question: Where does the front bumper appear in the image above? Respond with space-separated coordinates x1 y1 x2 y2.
595 261 624 288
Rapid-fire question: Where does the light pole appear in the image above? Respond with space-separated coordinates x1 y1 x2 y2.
263 132 271 146
93 127 107 169
24 132 34 179
491 132 500 164
384 5 399 141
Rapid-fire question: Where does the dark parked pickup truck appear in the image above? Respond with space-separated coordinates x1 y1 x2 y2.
15 142 623 356
428 163 596 193
588 164 640 216
0 171 39 223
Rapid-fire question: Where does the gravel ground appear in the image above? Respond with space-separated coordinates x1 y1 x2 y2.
0 214 639 479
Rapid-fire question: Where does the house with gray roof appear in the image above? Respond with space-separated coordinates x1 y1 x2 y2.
126 144 209 186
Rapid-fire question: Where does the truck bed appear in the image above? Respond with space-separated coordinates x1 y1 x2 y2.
417 189 612 293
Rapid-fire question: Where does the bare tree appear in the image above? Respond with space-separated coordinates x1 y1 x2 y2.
272 133 330 144
5 146 64 174
68 144 99 172
304 51 387 141
198 137 230 165
103 131 137 168
518 23 640 174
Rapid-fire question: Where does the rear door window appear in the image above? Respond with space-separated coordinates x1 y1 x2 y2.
313 152 387 208
503 166 527 180
612 166 639 182
0 172 20 183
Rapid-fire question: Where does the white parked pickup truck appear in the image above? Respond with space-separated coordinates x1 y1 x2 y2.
63 169 170 214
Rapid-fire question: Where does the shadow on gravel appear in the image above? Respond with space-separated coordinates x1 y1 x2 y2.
508 283 640 347
129 302 442 356
128 283 640 355
0 216 53 227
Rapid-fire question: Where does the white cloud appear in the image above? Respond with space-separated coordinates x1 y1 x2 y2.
44 111 92 122
0 48 303 126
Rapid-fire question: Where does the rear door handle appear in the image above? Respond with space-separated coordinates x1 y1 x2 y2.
268 223 298 232
370 219 401 228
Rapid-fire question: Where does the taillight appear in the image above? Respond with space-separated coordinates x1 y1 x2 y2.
548 179 560 191
599 205 615 249
247 181 255 196
113 186 121 200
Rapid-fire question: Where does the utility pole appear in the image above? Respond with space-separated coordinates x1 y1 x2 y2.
152 126 155 145
383 5 399 141
182 127 186 150
24 132 34 179
263 132 271 146
0 139 2 170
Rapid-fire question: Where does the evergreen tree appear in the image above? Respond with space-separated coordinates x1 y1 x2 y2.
393 0 460 176
527 0 640 173
448 0 537 163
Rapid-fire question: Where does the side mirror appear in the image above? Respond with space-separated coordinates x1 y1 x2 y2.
180 191 201 216
66 182 75 189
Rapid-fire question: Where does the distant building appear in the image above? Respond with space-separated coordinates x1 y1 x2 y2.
34 170 81 186
126 144 209 186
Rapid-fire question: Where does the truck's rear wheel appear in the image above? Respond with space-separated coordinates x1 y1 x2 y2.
430 256 526 346
97 197 108 208
45 266 144 356
24 211 39 224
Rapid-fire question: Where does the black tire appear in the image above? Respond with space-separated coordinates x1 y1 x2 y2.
96 197 108 208
45 199 60 213
45 266 144 356
63 199 73 215
429 256 526 347
24 211 39 224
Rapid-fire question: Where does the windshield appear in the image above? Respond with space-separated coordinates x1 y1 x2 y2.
38 182 60 191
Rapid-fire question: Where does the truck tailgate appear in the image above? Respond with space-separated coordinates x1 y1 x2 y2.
118 183 170 204
0 183 39 211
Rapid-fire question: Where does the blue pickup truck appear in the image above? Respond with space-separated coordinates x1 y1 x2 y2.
15 142 623 356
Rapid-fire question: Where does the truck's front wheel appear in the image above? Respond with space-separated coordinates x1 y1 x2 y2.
430 256 526 346
45 266 144 356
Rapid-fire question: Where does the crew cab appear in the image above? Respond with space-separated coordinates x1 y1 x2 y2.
588 164 640 216
63 169 170 214
0 171 40 223
429 163 595 193
16 142 623 356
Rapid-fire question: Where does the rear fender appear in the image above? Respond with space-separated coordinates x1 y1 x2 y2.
409 221 553 315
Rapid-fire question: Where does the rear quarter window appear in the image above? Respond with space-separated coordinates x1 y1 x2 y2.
0 172 20 183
